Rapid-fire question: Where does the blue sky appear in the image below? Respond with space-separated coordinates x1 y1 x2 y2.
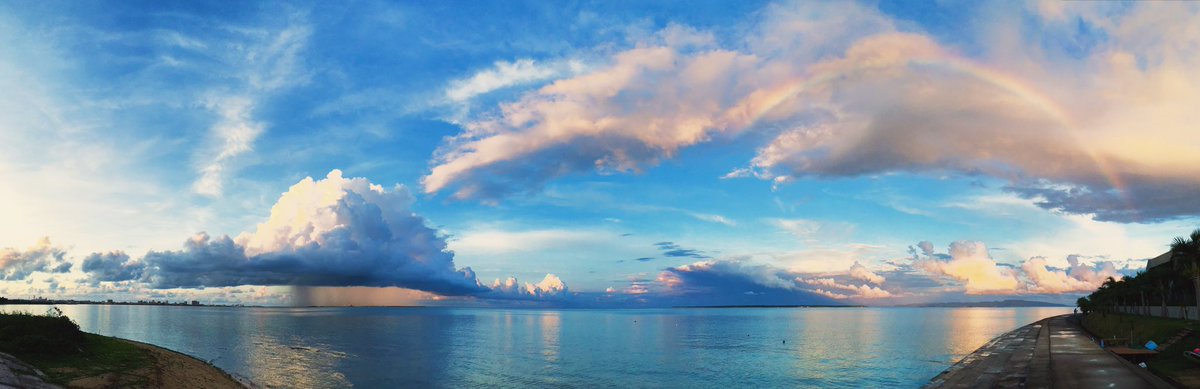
2 1 1198 306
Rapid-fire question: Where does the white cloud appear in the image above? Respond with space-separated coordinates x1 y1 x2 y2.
488 274 570 300
193 97 264 196
446 59 583 103
690 213 736 226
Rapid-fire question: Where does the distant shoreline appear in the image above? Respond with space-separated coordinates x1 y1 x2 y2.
672 305 865 308
895 299 1069 308
2 298 1068 309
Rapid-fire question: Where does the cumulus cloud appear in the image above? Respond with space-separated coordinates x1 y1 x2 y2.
1021 255 1120 294
80 170 571 302
81 251 144 284
424 1 1200 222
911 241 1020 294
0 238 71 280
487 274 570 300
139 170 484 295
848 261 885 284
910 240 1125 295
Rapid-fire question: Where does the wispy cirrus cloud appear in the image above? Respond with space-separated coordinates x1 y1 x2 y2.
445 58 584 103
193 21 312 197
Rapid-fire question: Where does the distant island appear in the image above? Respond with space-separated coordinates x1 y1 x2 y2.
899 299 1068 308
674 305 865 308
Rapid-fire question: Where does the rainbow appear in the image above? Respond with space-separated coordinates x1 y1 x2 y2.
720 52 1131 211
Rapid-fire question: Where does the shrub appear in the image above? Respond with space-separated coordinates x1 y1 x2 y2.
0 309 85 356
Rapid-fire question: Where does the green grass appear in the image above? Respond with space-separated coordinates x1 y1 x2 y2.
1082 312 1200 383
0 311 153 386
21 333 154 385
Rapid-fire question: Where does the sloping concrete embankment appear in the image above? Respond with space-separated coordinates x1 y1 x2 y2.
0 352 60 389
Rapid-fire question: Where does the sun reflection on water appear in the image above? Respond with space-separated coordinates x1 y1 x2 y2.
13 305 1073 388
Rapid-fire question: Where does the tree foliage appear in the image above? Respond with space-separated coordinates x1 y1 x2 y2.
1079 228 1200 318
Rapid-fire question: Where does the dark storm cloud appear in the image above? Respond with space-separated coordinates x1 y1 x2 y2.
81 251 144 284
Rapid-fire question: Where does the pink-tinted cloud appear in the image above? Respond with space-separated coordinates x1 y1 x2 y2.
912 241 1020 294
909 240 1128 295
425 2 1200 222
0 237 71 280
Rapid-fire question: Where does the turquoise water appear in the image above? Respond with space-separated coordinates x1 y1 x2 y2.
5 305 1070 388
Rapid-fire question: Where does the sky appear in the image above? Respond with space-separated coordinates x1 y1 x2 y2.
1 0 1199 307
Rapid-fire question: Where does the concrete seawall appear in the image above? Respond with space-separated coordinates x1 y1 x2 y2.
924 314 1174 388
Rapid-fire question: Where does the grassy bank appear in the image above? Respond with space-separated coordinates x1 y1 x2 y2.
0 310 154 386
1081 312 1200 386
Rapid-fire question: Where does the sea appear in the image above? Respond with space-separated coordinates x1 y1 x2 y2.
3 305 1071 388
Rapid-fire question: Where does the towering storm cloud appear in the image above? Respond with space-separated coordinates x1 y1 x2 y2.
93 170 488 295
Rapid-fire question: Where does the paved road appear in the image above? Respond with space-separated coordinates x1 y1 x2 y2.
1046 315 1170 388
925 314 1173 388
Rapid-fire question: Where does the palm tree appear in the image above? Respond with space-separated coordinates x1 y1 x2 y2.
1130 272 1151 316
1097 276 1120 316
1151 266 1174 318
1170 229 1200 319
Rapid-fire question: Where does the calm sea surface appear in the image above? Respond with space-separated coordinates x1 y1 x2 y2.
4 305 1070 388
